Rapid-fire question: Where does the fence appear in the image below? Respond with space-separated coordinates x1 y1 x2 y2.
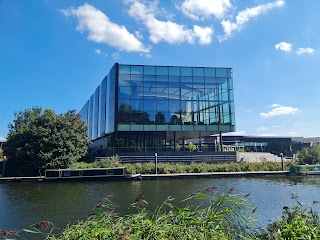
99 152 238 164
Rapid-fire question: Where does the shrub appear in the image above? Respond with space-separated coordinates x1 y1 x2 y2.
186 141 196 152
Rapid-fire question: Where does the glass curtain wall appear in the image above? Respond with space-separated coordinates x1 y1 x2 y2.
79 63 235 152
117 65 234 131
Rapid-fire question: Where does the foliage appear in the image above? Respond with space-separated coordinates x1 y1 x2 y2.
51 190 256 240
238 148 246 152
297 145 320 165
70 160 294 175
260 202 320 239
186 141 196 152
155 112 166 124
70 155 121 169
175 143 181 152
124 162 294 175
4 107 90 176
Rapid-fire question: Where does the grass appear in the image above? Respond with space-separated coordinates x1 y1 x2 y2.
48 189 257 240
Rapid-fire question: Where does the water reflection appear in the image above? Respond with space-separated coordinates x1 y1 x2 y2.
0 176 319 230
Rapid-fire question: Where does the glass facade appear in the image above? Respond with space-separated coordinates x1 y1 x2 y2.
79 63 235 153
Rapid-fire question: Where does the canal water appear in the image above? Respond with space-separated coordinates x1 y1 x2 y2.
0 176 320 231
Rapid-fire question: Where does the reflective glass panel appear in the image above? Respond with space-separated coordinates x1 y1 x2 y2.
119 86 131 98
131 65 143 74
156 66 168 75
181 67 192 76
119 65 130 74
204 68 215 77
169 67 180 76
216 68 228 77
144 65 155 75
193 67 204 76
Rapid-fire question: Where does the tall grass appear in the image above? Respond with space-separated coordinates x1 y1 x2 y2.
53 189 257 240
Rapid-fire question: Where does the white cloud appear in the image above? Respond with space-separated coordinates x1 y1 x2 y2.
61 3 150 53
94 48 108 56
297 47 314 55
272 125 286 128
222 130 246 136
135 30 143 40
259 133 277 137
193 25 214 44
260 104 300 118
275 41 292 52
288 131 297 136
257 126 269 131
181 0 232 20
124 0 213 45
111 52 120 60
219 0 285 41
0 137 6 142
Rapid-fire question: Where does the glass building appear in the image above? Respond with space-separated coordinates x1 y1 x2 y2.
79 63 235 153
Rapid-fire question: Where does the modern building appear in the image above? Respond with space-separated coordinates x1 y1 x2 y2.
202 135 295 155
79 63 235 154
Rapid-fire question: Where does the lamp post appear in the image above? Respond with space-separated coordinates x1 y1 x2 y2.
155 152 158 174
280 153 284 171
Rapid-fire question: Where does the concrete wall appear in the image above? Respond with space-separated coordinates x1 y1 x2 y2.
237 152 292 162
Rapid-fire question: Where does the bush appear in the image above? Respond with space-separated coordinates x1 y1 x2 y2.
186 141 196 152
70 156 121 169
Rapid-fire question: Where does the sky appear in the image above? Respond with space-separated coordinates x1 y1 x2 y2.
1 0 320 141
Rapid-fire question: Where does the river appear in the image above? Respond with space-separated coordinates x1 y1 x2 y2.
1 176 320 231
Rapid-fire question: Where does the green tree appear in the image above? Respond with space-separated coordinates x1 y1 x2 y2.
297 145 320 165
155 112 166 124
4 107 90 176
175 143 181 152
186 141 196 152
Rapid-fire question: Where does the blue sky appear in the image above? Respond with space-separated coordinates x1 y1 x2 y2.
1 0 320 141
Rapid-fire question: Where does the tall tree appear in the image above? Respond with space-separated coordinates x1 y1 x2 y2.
297 145 320 165
4 107 90 176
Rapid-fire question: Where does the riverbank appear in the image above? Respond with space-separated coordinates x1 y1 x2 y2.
140 170 289 179
0 170 290 183
0 162 294 182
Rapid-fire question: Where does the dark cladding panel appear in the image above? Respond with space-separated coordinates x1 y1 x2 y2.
99 78 106 138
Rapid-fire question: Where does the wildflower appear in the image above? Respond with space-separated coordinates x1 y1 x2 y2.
228 187 235 193
36 221 54 229
205 187 216 192
251 207 257 214
0 230 16 237
105 211 119 217
119 228 132 239
87 215 97 220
